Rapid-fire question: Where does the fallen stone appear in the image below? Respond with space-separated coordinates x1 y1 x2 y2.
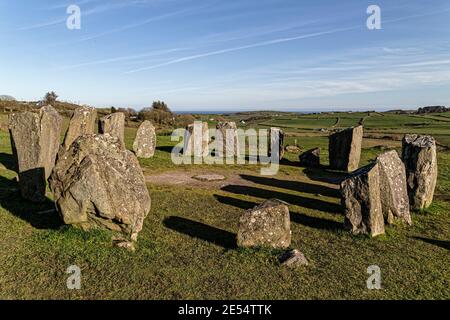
216 122 239 157
329 126 363 172
183 122 209 157
133 120 156 158
98 112 125 143
63 106 97 150
9 105 62 202
285 145 301 153
376 150 412 225
237 199 291 248
49 134 151 239
279 249 309 268
299 148 321 168
401 134 438 210
192 174 226 182
341 163 385 237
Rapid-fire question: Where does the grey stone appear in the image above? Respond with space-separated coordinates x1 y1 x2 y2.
401 134 438 210
279 249 309 268
9 105 62 202
376 150 412 225
329 126 363 172
183 122 209 157
192 174 225 182
285 145 301 153
98 112 125 143
133 120 156 158
269 127 285 160
63 106 97 150
216 122 239 157
237 199 291 248
341 163 385 237
49 134 151 239
299 148 321 168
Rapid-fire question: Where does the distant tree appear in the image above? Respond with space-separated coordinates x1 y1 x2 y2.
111 106 117 113
44 91 58 105
151 100 171 113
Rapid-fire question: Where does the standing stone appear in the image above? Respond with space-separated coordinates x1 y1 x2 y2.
9 105 62 202
183 122 209 157
376 150 412 225
329 126 363 172
49 134 150 240
299 148 321 168
341 163 385 237
401 134 438 210
216 122 239 157
99 112 125 143
237 199 291 248
63 106 97 150
269 127 285 160
133 120 156 158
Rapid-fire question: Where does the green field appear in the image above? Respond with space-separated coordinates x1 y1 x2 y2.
0 111 449 299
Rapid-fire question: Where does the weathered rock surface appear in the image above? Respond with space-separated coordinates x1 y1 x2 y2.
237 199 291 248
299 148 321 168
9 105 62 202
216 122 239 157
192 174 225 182
133 120 156 158
401 134 438 210
98 112 125 143
49 134 151 239
341 163 385 237
269 127 285 160
329 126 363 172
63 106 97 150
183 122 209 157
279 249 309 268
376 150 412 225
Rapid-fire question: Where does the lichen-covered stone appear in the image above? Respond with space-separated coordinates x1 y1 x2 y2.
237 199 291 248
63 106 97 150
216 122 239 157
341 163 385 237
9 105 62 202
49 134 150 239
183 122 209 157
299 148 321 168
376 150 411 225
133 120 156 158
401 134 438 210
98 112 125 143
329 126 363 172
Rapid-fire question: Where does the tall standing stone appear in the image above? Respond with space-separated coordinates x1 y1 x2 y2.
49 134 151 240
99 112 125 144
237 199 291 248
8 105 62 202
329 126 363 172
341 163 385 237
63 106 97 150
183 122 209 157
376 150 412 225
133 120 156 158
216 122 239 157
269 127 285 160
401 134 438 210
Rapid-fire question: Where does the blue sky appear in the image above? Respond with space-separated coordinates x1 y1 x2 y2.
1 0 450 111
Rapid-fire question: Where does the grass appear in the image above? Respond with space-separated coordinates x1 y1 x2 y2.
0 111 449 299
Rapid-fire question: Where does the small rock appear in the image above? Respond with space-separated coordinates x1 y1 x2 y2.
299 147 320 168
279 249 309 268
285 145 301 153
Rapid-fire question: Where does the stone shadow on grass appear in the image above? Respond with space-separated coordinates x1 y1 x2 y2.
156 145 175 154
0 175 63 230
163 216 237 249
214 194 343 232
239 174 340 198
0 152 16 171
413 236 450 251
303 167 349 185
221 185 343 214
